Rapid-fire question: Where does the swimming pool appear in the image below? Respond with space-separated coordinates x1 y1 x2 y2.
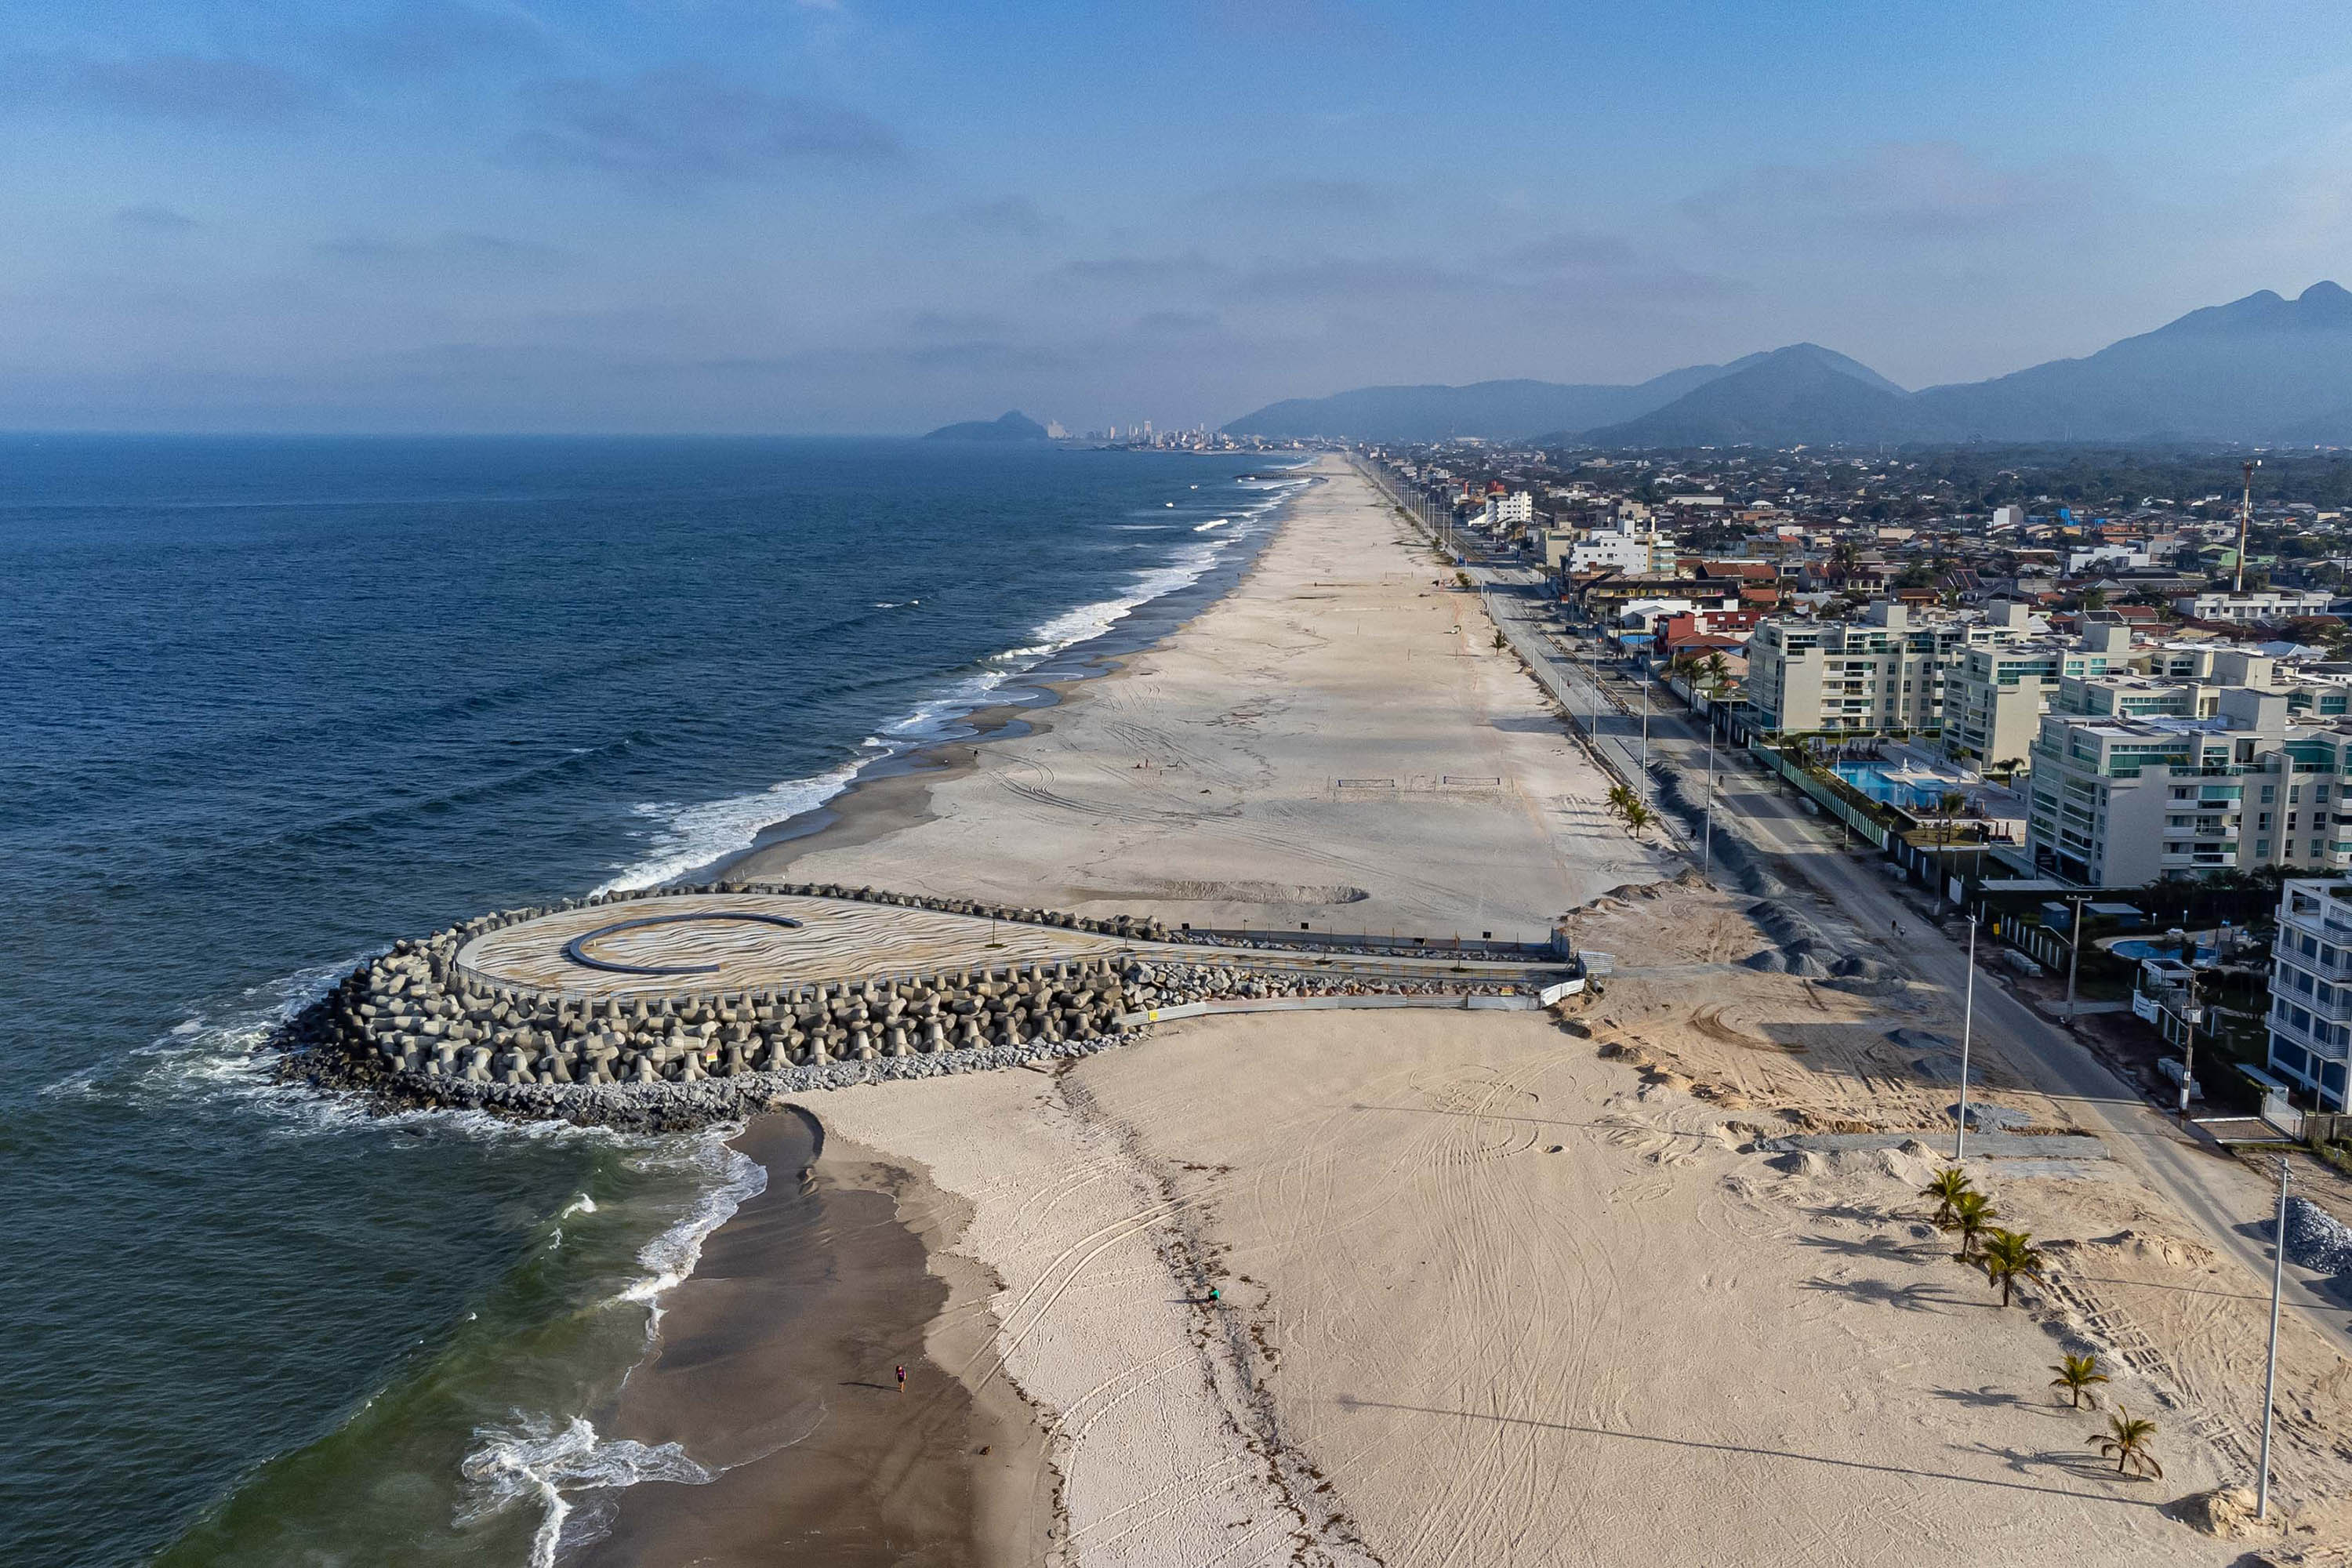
1833 761 1958 813
2111 939 2218 965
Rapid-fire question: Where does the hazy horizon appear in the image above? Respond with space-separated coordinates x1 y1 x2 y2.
8 1 2352 435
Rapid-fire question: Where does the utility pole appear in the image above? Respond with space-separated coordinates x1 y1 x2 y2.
1954 913 1979 1163
2063 892 2089 1019
2257 1155 2288 1520
2236 459 2259 595
2177 976 2203 1120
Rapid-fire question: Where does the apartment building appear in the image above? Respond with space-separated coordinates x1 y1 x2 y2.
1743 602 2013 737
2268 880 2352 1110
1945 638 2332 772
2024 689 2352 886
1941 620 2136 768
1555 511 1675 576
2172 589 2334 622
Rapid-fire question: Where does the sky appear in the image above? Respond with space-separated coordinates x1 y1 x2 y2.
5 0 2351 434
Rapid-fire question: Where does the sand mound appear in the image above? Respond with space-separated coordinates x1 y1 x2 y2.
2170 1485 2263 1537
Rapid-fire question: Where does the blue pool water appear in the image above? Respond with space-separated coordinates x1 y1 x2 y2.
2111 939 2219 965
1833 760 1956 811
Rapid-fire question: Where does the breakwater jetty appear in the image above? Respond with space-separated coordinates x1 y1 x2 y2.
274 883 1584 1129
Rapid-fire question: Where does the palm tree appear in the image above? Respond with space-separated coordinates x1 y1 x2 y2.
1920 1167 1973 1227
1701 650 1731 694
1622 800 1658 837
1948 1190 1997 1261
1606 782 1637 822
2049 1352 2109 1410
2092 1409 2162 1479
1979 1229 2047 1306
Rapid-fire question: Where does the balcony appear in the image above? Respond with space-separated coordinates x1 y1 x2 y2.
2278 936 2352 982
2269 1006 2352 1062
2282 984 2352 1024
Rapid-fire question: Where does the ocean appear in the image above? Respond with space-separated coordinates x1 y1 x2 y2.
0 434 1302 1566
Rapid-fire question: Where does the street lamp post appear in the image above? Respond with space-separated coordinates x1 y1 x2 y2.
1954 913 1980 1163
2257 1156 2289 1520
1640 673 1652 804
1703 724 1717 881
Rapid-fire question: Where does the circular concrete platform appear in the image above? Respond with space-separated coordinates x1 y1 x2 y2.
456 892 1138 1001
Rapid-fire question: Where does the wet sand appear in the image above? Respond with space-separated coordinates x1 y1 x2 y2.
577 1114 1054 1566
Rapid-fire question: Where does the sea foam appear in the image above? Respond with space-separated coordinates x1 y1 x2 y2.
459 1414 717 1568
595 469 1301 892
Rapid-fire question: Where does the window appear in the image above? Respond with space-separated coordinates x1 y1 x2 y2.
2260 812 2274 829
2259 840 2273 854
2263 785 2277 803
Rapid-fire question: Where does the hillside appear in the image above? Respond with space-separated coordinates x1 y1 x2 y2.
923 410 1051 441
1224 282 2352 448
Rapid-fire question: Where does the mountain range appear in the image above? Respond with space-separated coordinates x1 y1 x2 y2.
1221 283 2352 448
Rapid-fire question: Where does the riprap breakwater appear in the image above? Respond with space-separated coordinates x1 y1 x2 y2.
272 882 1581 1129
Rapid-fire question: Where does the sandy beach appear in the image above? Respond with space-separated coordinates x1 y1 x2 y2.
621 457 2349 1565
731 455 1663 937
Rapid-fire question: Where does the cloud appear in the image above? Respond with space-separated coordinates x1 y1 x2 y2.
1137 309 1219 335
1234 256 1481 301
1191 179 1388 218
939 196 1055 238
5 51 326 125
1056 252 1226 287
1486 230 1740 304
336 1 552 77
116 204 199 231
312 230 571 271
1681 141 2102 241
510 67 899 181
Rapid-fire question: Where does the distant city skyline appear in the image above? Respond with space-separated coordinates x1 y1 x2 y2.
5 0 2352 433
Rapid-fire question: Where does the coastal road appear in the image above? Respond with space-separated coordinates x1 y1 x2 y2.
1461 559 2352 1363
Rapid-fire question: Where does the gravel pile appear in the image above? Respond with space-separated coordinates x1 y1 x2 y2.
2280 1195 2352 1276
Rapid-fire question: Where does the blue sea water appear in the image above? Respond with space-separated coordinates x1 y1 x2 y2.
0 434 1301 1566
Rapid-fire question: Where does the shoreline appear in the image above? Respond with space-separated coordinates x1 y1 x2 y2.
562 464 1329 1562
666 454 1671 1563
698 466 1316 890
571 1114 1058 1566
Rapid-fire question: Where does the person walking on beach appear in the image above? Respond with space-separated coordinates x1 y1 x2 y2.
895 1364 906 1394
